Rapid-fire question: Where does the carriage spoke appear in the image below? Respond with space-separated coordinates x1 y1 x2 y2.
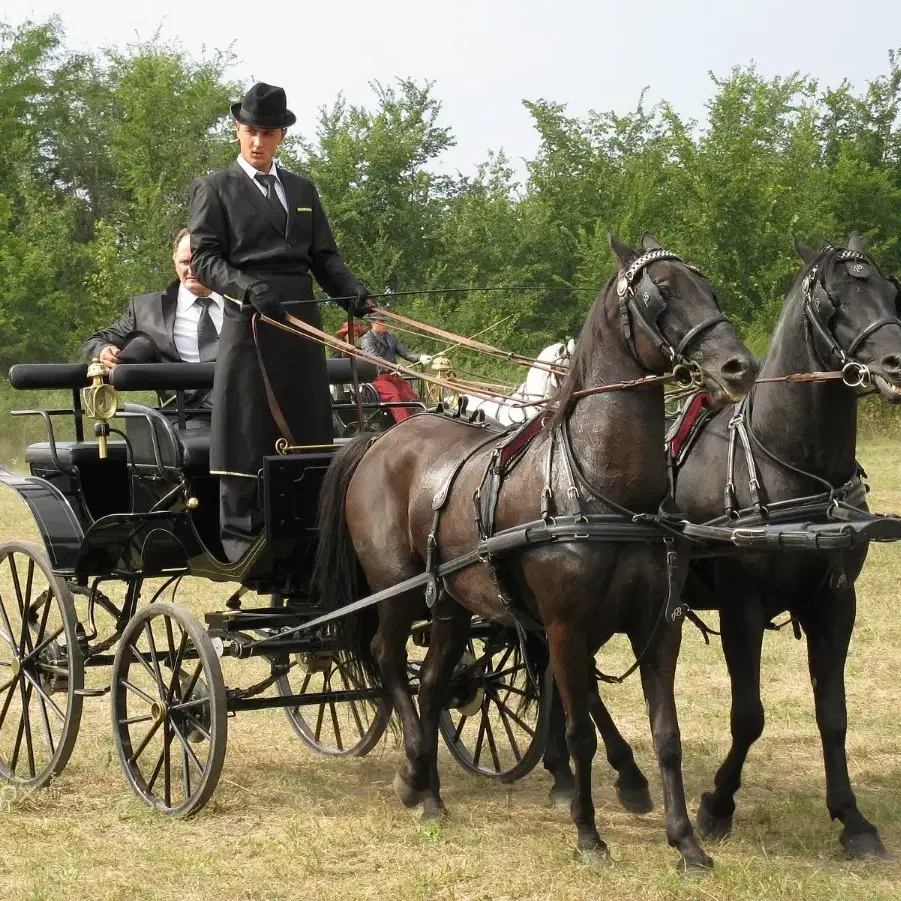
483 707 502 772
30 579 54 652
127 717 163 766
19 679 36 778
329 700 343 751
128 642 158 683
22 669 66 722
486 693 535 737
10 706 25 773
472 709 490 767
0 675 18 732
182 744 191 800
314 696 326 742
123 679 157 707
494 700 522 761
180 712 211 743
162 720 172 808
337 661 366 737
0 591 16 651
143 621 167 698
168 718 204 775
165 629 189 703
449 712 468 744
19 627 64 668
118 712 154 726
9 557 32 654
35 687 56 757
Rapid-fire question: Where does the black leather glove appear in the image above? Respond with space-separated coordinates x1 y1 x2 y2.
350 283 375 318
247 283 287 322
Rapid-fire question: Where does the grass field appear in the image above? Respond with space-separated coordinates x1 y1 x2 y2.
1 440 901 900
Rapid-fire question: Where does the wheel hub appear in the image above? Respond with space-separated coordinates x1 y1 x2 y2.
151 700 169 723
295 650 333 674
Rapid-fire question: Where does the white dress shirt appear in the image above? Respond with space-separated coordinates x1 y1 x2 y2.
173 284 224 363
237 154 288 213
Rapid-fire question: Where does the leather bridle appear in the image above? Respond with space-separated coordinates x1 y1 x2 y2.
616 249 728 376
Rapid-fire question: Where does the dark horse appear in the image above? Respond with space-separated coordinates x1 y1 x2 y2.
543 233 901 860
315 235 758 870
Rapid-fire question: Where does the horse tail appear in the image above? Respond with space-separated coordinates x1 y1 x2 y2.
313 435 382 688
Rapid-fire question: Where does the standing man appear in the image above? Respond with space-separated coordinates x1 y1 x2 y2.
189 82 372 562
361 312 432 422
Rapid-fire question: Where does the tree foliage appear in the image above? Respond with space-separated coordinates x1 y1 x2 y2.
0 18 900 373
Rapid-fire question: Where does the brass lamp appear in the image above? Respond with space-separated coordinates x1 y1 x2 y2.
82 359 118 459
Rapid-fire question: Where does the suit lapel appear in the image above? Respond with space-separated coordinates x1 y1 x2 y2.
161 281 180 358
228 162 287 238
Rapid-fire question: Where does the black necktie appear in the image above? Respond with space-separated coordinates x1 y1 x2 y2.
196 297 219 363
254 172 287 233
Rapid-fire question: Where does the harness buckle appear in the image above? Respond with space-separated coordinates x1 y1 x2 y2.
728 412 744 429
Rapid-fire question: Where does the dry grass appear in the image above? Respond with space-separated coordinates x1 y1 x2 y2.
2 441 901 900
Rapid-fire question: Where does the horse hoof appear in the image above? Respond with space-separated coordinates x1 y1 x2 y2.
616 782 654 815
421 802 447 824
841 829 889 861
677 850 714 876
393 771 424 809
696 792 733 841
574 844 612 867
549 784 575 809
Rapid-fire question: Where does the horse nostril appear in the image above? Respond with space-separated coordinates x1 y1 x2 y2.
721 356 750 380
882 354 901 373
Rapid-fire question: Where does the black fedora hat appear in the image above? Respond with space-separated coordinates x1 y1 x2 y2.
231 82 296 128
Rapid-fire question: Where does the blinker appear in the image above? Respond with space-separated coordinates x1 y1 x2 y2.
635 272 667 322
812 281 836 320
846 261 871 279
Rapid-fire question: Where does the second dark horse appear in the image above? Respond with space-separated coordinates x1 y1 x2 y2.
543 233 901 860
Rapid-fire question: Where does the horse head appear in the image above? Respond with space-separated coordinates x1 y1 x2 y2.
793 232 901 402
605 232 759 405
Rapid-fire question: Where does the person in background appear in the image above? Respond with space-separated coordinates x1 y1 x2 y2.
360 312 432 422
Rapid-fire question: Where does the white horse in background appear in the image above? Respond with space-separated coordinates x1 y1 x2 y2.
462 339 576 426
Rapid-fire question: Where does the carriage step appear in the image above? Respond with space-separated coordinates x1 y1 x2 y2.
75 686 110 697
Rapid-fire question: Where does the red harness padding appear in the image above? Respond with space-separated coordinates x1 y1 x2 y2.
669 391 712 460
373 373 420 422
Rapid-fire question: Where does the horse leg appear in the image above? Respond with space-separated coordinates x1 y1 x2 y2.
696 599 767 840
413 593 472 822
544 683 652 814
370 594 430 809
546 621 609 865
590 690 654 814
800 587 887 860
636 624 712 873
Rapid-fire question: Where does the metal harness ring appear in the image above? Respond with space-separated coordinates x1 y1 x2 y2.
841 360 872 389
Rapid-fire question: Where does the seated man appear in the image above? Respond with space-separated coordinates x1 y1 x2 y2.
82 228 223 410
360 312 432 422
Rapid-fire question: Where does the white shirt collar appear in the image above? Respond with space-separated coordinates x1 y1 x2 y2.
237 153 281 183
177 283 223 314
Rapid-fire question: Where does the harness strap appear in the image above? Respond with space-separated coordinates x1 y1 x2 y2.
252 314 297 448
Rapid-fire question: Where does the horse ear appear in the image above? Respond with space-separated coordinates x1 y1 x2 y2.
609 234 637 268
641 232 663 251
794 236 815 264
847 230 864 252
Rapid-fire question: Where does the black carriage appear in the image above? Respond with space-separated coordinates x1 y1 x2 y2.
0 360 548 815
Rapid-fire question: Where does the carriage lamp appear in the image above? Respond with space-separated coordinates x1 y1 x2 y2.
426 354 458 408
82 359 118 459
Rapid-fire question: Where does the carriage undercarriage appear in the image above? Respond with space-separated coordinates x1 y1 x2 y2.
3 358 901 817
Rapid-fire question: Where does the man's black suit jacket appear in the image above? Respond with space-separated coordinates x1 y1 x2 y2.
82 280 183 363
82 279 212 409
188 162 361 300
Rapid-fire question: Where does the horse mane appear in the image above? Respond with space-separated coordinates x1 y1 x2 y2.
548 275 617 427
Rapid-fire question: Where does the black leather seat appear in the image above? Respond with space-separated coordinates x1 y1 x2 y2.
25 441 128 468
174 426 210 470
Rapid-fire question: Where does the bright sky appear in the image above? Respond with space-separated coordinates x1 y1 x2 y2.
13 0 901 177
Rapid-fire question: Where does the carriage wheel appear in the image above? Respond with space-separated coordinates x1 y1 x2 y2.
275 646 391 757
439 627 552 781
111 602 227 816
0 540 84 789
